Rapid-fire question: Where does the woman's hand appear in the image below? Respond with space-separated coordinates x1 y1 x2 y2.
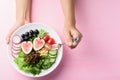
64 23 82 48
6 21 30 44
61 0 82 48
6 0 31 44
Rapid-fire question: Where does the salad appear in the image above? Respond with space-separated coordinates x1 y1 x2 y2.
11 29 61 75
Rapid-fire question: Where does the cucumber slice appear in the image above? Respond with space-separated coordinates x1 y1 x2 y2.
50 58 56 63
48 50 58 56
41 51 58 69
43 58 50 65
48 54 57 58
42 58 52 69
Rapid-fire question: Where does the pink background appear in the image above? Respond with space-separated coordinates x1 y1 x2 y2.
0 0 120 80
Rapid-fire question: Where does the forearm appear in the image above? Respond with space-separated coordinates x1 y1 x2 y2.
16 0 31 23
61 0 76 26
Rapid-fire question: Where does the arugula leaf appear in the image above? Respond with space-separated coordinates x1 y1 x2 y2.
38 29 48 38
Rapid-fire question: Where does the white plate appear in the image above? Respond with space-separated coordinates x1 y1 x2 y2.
8 23 63 77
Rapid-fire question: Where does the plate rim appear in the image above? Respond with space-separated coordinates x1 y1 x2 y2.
8 23 63 77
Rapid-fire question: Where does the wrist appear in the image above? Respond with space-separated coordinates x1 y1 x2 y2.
64 19 76 28
16 18 30 24
16 8 31 23
16 15 30 24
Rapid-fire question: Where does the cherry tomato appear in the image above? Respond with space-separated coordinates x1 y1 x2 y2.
43 35 50 42
47 38 55 45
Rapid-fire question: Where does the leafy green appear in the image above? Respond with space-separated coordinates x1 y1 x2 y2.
14 50 28 70
14 50 42 75
14 49 57 75
29 36 36 42
38 29 48 38
14 29 59 76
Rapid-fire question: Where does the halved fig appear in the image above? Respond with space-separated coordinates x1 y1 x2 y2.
21 41 32 54
33 38 45 51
